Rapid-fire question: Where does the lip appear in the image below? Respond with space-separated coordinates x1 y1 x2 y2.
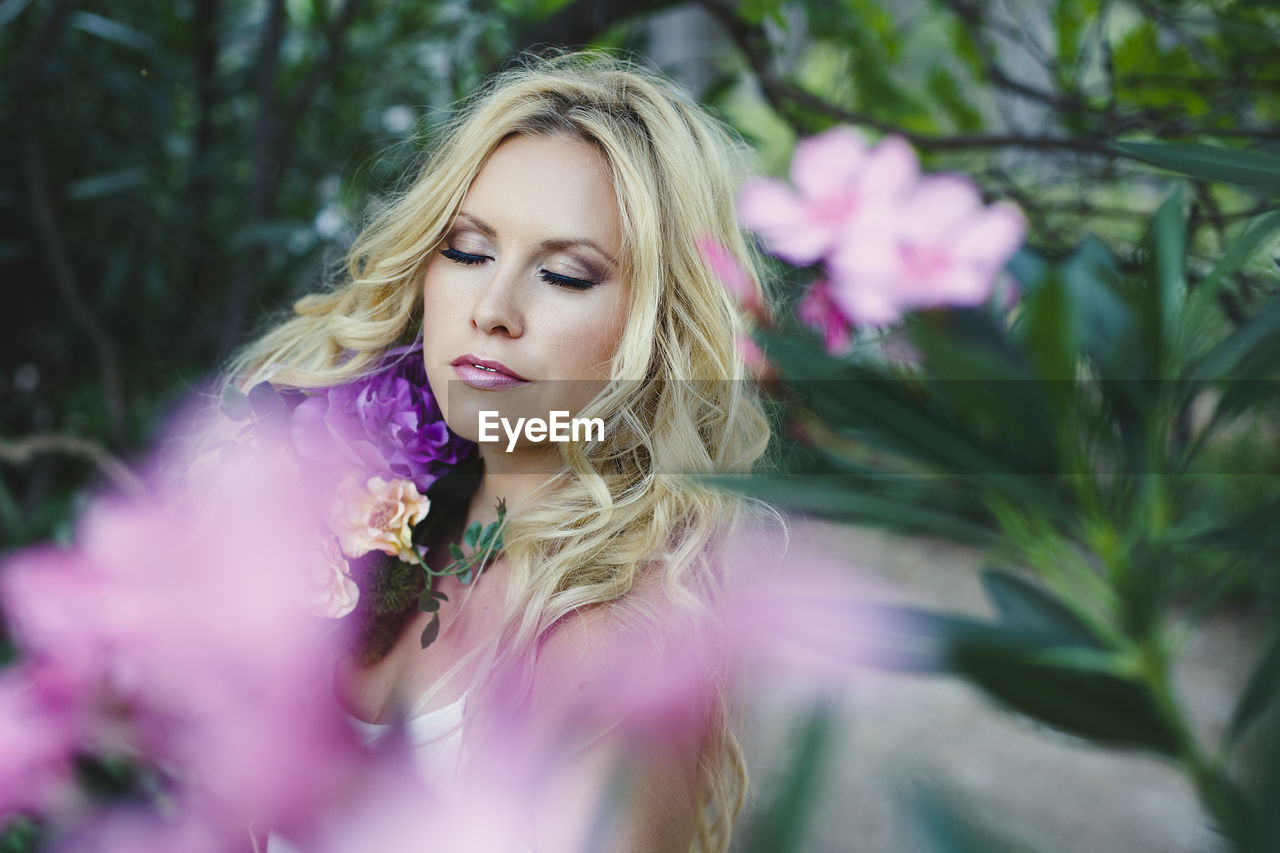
449 354 530 390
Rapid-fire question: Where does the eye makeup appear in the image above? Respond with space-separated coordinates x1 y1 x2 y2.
439 243 604 290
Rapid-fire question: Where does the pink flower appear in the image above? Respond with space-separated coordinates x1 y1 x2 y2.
310 536 360 619
828 173 1025 323
797 280 855 354
0 426 374 845
738 128 916 265
331 475 430 563
740 127 1026 341
695 235 761 315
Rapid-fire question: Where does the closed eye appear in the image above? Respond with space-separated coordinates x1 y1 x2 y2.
441 247 488 265
539 269 598 290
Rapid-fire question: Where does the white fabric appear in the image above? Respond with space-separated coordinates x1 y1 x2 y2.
266 692 468 853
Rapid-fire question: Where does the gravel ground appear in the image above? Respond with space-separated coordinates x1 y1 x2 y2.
734 521 1263 853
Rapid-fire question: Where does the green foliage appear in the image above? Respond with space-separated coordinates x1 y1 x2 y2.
742 702 836 853
749 144 1280 848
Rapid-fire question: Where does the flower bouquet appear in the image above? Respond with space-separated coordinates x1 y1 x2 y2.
215 342 505 663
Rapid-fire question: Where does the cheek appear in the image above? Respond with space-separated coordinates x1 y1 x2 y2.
564 295 628 380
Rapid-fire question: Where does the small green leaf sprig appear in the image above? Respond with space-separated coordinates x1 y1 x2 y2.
412 499 506 650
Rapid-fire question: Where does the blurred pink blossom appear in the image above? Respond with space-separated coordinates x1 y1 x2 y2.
695 234 761 315
738 128 916 265
828 173 1025 325
309 536 360 619
0 419 374 847
739 126 1025 351
797 280 855 354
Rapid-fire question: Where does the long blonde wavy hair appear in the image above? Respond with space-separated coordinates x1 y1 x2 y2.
223 49 772 853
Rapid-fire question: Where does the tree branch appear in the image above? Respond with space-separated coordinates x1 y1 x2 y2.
0 434 145 497
19 0 128 444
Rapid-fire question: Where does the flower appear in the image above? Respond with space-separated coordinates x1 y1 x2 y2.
310 537 360 619
695 234 761 315
292 344 473 494
797 279 855 354
332 476 430 563
827 172 1026 325
738 127 916 266
0 441 373 846
738 127 1025 347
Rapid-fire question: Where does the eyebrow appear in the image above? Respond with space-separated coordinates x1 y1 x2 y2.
455 211 618 269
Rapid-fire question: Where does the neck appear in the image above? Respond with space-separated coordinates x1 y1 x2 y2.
467 445 562 524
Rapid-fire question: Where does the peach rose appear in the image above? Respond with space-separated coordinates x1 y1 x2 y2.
331 476 430 563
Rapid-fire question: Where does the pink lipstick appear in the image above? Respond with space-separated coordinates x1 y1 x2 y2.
450 355 530 390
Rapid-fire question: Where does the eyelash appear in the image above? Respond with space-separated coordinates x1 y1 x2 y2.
441 247 599 291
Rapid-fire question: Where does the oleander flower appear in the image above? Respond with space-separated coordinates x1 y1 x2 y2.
292 344 473 494
738 127 1025 350
738 127 916 266
310 537 360 619
797 279 855 354
332 476 430 563
827 172 1025 326
0 441 372 846
695 234 761 315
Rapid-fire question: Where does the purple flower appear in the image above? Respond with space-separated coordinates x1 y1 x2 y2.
292 344 473 493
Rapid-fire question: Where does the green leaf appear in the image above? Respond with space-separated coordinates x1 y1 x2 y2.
420 614 440 649
417 586 440 613
1149 188 1187 369
925 67 982 132
247 382 287 420
220 385 252 421
1186 293 1280 384
743 703 835 853
903 783 1041 853
980 568 1103 648
447 542 465 561
64 166 146 202
1111 141 1280 192
706 474 996 544
463 520 481 548
1193 208 1280 308
944 622 1181 755
1228 630 1280 744
69 11 156 53
0 0 36 30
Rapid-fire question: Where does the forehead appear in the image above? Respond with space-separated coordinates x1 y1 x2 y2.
461 133 622 255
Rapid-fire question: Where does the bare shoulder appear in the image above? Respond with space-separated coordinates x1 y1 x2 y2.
525 575 705 852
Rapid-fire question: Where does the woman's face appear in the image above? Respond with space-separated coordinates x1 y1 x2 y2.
421 133 629 457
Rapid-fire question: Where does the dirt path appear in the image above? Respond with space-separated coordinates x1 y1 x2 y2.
735 521 1260 852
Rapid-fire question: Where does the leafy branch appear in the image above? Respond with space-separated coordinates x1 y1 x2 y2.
412 499 506 650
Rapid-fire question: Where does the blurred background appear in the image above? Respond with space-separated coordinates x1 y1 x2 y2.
3 1 1279 850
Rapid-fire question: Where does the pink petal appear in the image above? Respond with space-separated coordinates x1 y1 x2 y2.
859 136 920 203
899 174 982 242
736 333 768 374
829 277 904 327
953 201 1026 267
738 179 835 265
790 126 870 201
829 215 902 282
695 235 760 313
797 281 855 354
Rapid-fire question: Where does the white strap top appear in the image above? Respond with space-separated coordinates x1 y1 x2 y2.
265 692 468 853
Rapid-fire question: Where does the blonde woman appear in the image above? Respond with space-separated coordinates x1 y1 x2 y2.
228 49 771 853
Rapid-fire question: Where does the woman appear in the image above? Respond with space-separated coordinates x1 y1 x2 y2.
227 49 771 852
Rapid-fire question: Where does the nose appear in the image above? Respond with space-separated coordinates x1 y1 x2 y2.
470 262 524 338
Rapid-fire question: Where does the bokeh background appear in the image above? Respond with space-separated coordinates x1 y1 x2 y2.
3 1 1279 851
